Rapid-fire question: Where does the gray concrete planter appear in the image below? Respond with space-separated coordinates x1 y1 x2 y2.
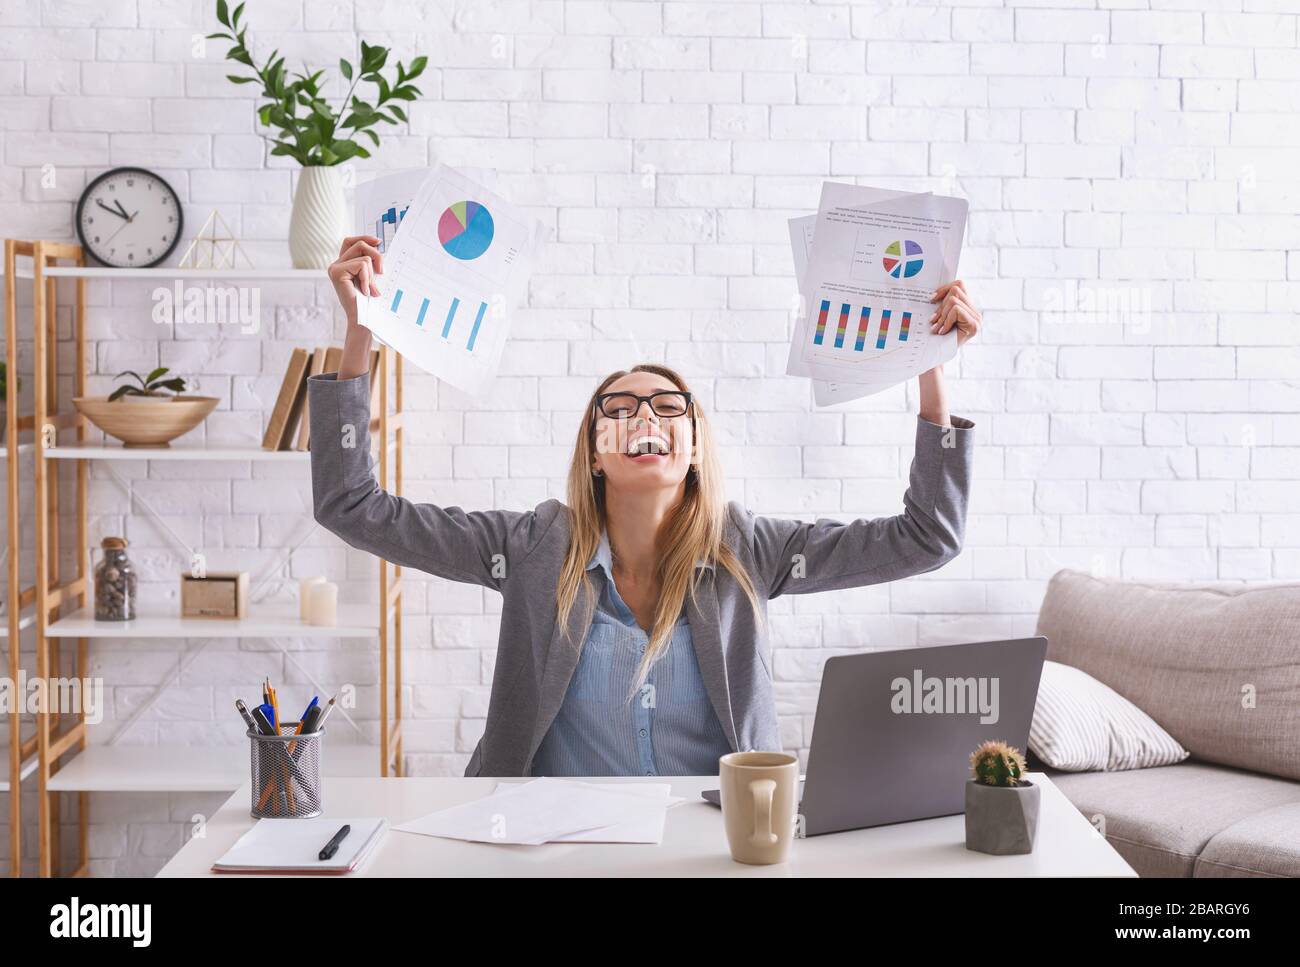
964 779 1040 855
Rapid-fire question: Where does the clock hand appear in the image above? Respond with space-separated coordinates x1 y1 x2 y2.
96 199 129 221
103 218 133 245
113 199 132 219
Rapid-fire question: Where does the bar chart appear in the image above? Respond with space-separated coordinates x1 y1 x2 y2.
388 288 490 352
375 205 409 252
812 298 913 354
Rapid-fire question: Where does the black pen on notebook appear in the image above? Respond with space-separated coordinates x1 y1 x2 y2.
319 824 351 861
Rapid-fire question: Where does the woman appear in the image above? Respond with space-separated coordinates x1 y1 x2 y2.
312 234 981 778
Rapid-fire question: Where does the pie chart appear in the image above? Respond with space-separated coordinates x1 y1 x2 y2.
882 239 924 279
438 200 494 260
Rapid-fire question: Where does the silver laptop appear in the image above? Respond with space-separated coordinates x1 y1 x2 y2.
702 637 1047 836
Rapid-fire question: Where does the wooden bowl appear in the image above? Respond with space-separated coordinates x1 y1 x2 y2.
73 395 219 448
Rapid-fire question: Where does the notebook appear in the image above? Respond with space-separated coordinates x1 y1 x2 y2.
212 817 386 875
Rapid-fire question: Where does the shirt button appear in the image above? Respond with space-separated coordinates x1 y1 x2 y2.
639 729 647 737
645 771 655 777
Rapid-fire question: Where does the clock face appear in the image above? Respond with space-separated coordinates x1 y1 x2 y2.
76 168 183 268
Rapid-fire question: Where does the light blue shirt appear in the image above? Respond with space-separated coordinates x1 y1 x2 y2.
531 531 733 777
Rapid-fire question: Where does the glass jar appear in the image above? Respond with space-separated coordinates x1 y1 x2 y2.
94 537 137 621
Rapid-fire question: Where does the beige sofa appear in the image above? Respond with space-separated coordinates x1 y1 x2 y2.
1032 569 1300 877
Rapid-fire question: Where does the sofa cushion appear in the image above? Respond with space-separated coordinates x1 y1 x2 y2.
1035 569 1300 781
1030 660 1190 772
1047 762 1300 877
1194 804 1300 878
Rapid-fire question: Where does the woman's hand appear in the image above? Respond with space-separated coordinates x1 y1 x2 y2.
327 234 384 323
327 234 383 380
929 280 981 349
918 280 980 425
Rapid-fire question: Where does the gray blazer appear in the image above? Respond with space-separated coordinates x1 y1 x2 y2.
308 372 976 777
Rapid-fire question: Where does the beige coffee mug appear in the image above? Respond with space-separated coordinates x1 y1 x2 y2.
719 751 799 865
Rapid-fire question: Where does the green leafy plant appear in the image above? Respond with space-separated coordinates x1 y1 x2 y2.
0 360 17 401
970 740 1029 788
109 368 188 402
209 0 427 166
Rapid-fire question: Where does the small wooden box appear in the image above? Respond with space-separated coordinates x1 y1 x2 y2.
180 571 248 620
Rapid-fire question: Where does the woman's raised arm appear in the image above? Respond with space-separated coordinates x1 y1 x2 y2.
309 237 554 590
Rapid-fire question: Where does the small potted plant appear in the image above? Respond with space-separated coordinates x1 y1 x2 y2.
209 1 427 268
74 367 218 449
964 740 1039 855
110 367 188 402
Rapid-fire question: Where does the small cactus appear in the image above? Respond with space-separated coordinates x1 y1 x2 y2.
970 740 1028 788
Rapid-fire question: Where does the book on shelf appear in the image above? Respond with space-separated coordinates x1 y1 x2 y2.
261 347 310 451
294 347 329 451
263 345 385 451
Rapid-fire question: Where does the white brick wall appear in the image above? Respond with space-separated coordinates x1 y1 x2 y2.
2 0 1299 875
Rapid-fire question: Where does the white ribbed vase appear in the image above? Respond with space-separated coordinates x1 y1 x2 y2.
288 166 347 269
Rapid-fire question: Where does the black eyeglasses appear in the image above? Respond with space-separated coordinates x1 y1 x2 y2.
594 391 693 420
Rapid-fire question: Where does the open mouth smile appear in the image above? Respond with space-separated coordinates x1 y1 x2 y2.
625 432 673 461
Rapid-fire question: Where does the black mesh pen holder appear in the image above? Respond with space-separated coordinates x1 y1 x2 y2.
248 723 324 819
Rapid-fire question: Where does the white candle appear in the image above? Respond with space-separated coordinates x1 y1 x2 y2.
307 581 338 627
299 576 325 622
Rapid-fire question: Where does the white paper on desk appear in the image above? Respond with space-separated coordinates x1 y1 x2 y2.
355 162 547 398
392 777 670 846
786 185 968 406
498 780 676 844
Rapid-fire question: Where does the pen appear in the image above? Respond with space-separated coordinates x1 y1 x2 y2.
252 704 291 811
252 705 277 736
301 703 323 734
314 696 336 732
299 696 319 724
287 702 322 759
235 699 259 733
319 824 351 861
256 757 310 811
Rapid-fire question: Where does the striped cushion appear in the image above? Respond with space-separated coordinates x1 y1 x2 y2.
1030 661 1190 772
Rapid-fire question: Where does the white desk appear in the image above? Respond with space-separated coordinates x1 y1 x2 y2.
158 773 1135 877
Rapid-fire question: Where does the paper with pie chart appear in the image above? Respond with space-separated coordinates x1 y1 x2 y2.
786 184 969 406
355 163 546 397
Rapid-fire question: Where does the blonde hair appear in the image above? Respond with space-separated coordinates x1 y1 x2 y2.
557 364 762 699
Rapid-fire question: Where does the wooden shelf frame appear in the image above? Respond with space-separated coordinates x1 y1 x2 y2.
2 240 44 877
27 240 91 878
15 241 405 876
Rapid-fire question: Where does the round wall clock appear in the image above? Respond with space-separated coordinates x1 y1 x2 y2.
75 167 183 268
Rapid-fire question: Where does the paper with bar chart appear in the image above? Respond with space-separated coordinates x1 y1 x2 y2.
355 164 545 396
789 190 934 405
786 184 968 406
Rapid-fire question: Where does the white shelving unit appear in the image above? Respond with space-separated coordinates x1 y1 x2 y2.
0 749 39 793
45 744 381 793
10 239 406 876
0 613 35 637
46 605 378 639
41 435 396 797
45 443 309 462
5 266 322 281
